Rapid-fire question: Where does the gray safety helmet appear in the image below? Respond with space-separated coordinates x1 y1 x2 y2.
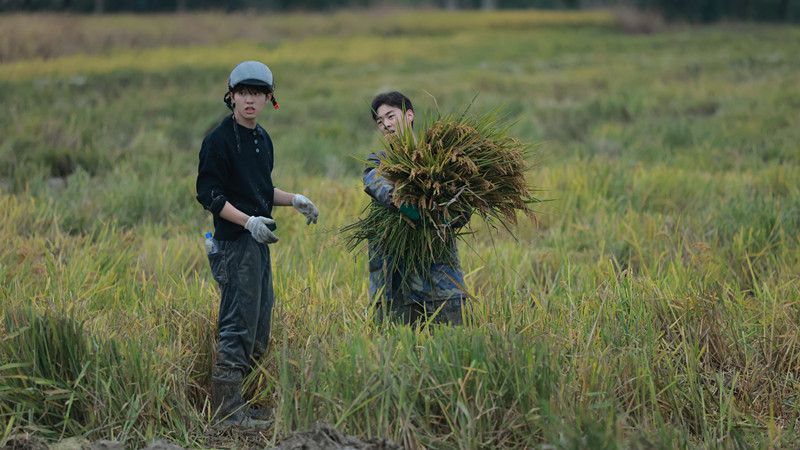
227 61 274 91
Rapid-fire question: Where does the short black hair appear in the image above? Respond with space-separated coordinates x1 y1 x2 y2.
224 83 273 111
370 91 413 121
231 83 272 96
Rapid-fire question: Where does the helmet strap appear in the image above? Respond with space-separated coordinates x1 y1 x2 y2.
232 114 242 154
223 91 234 111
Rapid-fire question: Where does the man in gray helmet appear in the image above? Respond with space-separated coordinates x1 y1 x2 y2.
196 60 319 428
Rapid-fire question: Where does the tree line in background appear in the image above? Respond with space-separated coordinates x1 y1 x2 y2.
0 0 796 23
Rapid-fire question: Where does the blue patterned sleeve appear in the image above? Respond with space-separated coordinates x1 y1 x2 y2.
363 151 394 207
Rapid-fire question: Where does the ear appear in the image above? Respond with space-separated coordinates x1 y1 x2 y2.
406 109 414 123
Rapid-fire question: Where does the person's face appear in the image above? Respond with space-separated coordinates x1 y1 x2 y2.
232 87 271 124
375 104 414 136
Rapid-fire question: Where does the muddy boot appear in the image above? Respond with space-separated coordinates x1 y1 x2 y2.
211 369 269 428
245 406 272 421
242 367 272 421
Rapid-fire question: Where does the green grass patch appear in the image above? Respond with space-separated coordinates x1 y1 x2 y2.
2 9 799 449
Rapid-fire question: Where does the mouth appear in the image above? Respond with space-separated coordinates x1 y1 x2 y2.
245 107 255 113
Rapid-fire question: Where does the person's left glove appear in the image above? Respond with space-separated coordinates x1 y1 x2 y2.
399 202 421 222
292 194 319 225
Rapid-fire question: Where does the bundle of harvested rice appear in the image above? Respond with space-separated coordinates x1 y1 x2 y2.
344 103 540 285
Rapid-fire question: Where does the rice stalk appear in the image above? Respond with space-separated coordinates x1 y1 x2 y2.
0 308 202 446
343 102 540 286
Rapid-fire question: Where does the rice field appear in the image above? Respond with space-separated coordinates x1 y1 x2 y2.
1 9 799 449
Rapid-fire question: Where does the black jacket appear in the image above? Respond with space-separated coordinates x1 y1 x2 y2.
196 114 276 241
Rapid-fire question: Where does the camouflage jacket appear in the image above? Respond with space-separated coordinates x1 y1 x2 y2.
363 151 467 305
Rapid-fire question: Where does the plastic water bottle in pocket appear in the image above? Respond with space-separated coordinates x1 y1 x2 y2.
204 232 218 255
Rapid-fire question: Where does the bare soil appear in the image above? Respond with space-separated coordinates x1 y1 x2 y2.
2 424 402 450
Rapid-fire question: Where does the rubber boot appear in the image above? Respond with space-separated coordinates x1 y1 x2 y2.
243 360 272 421
211 371 269 428
245 406 272 421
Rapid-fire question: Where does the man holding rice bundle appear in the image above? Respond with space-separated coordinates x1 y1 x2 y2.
363 91 469 326
350 90 538 326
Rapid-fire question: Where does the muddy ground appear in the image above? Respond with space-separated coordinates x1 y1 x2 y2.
1 423 402 450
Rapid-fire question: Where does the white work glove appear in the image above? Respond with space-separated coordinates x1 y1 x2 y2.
292 194 319 225
245 216 279 244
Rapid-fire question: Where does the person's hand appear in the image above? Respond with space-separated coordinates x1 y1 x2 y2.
399 202 421 222
292 194 318 225
245 216 279 244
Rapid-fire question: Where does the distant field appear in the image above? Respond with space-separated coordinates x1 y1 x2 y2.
1 10 799 449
